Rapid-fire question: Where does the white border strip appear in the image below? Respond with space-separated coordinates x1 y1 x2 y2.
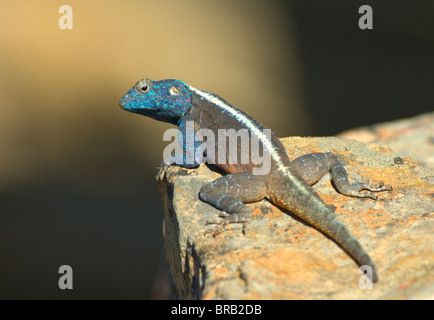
187 85 290 175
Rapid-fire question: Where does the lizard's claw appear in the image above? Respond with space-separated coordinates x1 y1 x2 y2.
205 212 251 236
206 212 250 225
206 212 229 225
348 180 393 200
367 181 393 192
156 161 172 181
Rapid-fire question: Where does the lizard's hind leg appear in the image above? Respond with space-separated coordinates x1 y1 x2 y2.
291 152 392 200
199 171 268 225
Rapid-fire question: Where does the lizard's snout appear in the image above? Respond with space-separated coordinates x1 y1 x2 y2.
120 95 130 110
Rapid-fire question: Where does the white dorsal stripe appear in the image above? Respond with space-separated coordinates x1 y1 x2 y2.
187 84 291 175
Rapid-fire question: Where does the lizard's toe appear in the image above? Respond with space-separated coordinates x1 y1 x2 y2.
361 180 393 193
206 212 250 225
155 162 171 181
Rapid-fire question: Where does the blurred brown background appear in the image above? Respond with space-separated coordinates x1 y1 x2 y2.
0 1 432 299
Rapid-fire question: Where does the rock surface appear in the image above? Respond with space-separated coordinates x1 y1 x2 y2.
157 136 434 299
338 112 434 171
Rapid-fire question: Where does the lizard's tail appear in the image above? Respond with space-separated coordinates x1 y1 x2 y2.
274 188 379 282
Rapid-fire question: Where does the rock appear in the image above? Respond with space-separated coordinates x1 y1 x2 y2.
157 136 434 299
338 112 434 171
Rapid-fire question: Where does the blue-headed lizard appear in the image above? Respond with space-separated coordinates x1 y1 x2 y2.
120 78 392 282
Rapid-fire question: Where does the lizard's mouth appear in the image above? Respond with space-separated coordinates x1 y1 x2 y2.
120 100 179 124
119 96 136 110
120 97 154 114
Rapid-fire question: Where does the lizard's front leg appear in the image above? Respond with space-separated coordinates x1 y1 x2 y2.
157 120 204 181
291 152 392 200
199 171 268 225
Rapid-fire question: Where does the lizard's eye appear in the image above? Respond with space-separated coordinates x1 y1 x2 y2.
169 86 180 96
135 79 152 94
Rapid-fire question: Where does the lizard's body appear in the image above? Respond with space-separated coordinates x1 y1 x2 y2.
120 78 391 282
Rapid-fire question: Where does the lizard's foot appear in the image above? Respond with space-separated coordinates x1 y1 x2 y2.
156 162 171 181
205 212 251 236
345 180 393 200
360 181 393 192
206 211 250 225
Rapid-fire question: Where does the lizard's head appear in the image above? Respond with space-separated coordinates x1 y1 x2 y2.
120 78 192 125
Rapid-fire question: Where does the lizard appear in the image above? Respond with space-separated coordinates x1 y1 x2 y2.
120 78 392 282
